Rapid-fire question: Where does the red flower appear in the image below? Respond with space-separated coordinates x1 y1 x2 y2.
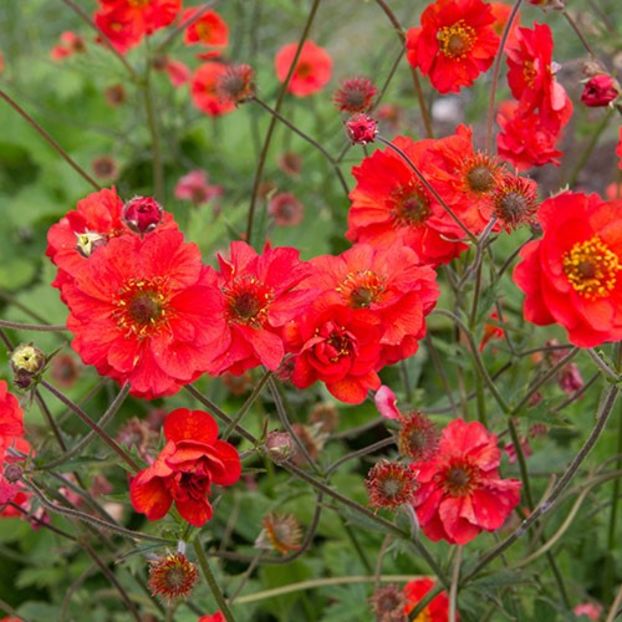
581 74 619 107
496 100 564 170
205 242 315 376
424 124 502 234
513 191 622 347
130 409 241 527
410 418 521 544
490 2 521 48
274 40 333 97
506 23 572 130
191 62 236 117
182 8 229 48
162 58 191 87
285 305 382 404
618 127 622 170
94 0 181 54
404 578 453 621
63 229 222 398
50 31 86 61
0 381 24 451
46 188 175 292
405 0 500 94
346 135 468 265
199 614 224 622
305 243 439 365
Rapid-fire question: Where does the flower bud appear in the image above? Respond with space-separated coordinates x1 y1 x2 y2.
264 431 293 463
75 231 106 258
4 462 23 484
122 196 163 234
581 74 620 107
11 344 46 389
345 113 378 145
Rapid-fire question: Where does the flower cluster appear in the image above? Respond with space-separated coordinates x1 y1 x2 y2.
498 22 572 170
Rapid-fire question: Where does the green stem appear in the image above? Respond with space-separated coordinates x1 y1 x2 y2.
193 537 236 622
246 0 322 242
143 43 164 202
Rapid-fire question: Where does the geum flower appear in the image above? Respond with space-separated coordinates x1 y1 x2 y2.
346 135 470 265
410 418 521 544
514 191 622 347
285 304 383 404
274 40 333 97
506 23 573 131
130 409 241 527
406 0 500 94
304 243 439 366
205 241 316 376
94 0 181 54
63 229 223 398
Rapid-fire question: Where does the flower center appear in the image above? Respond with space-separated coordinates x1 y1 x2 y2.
114 278 169 339
523 60 537 88
128 0 150 7
224 277 274 328
443 462 475 496
327 330 353 362
196 22 213 42
563 236 620 300
391 184 431 227
413 610 432 622
466 163 495 193
296 62 312 78
437 21 477 58
335 270 385 308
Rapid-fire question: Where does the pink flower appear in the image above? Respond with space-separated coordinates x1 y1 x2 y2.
174 170 222 206
374 386 401 420
573 602 602 621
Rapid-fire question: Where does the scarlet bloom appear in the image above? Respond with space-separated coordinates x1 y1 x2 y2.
581 74 619 107
63 229 222 398
404 578 453 621
333 76 377 113
405 0 500 94
274 40 333 97
425 124 502 234
506 23 573 130
50 31 86 61
182 8 229 48
573 602 603 621
191 62 236 117
496 100 564 170
94 0 181 54
514 191 622 347
490 2 521 48
306 243 439 365
199 614 224 622
347 135 467 265
174 170 222 206
268 192 304 227
130 409 241 526
205 242 315 376
410 418 521 544
148 552 198 600
285 304 382 403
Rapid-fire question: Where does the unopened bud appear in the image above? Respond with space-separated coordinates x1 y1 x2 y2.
11 344 46 389
4 463 23 483
122 196 163 234
75 231 106 258
264 431 293 463
345 113 378 145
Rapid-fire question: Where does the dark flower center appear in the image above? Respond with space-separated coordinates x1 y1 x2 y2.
129 293 163 325
467 165 495 193
437 21 476 58
443 462 476 496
